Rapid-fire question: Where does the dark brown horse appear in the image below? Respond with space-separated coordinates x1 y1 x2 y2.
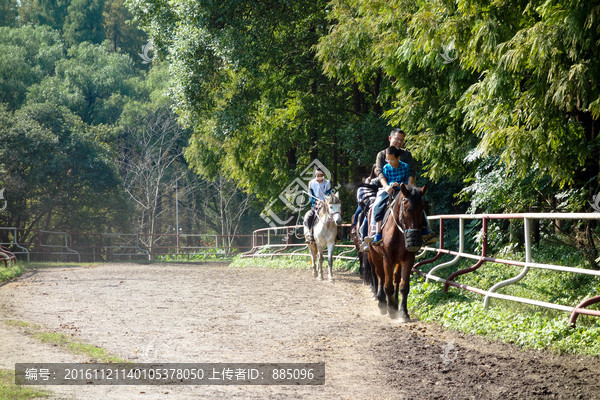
350 221 377 297
367 183 426 322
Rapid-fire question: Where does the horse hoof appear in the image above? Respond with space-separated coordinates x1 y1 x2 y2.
397 316 411 324
371 296 378 301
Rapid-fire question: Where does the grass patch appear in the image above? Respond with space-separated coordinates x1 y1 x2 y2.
231 254 359 272
0 369 51 399
0 264 28 282
5 320 127 363
1 261 111 283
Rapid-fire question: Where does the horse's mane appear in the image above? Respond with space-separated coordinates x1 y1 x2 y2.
391 184 423 206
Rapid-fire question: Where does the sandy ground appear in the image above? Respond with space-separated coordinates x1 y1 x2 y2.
1 262 599 400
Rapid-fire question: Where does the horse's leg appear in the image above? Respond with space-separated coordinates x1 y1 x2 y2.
384 258 399 319
362 253 376 294
397 261 412 323
327 243 334 282
358 252 365 280
372 253 386 311
317 247 324 280
393 263 401 305
308 243 318 278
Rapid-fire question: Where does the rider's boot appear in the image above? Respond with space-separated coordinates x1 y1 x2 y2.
365 221 382 245
304 224 314 244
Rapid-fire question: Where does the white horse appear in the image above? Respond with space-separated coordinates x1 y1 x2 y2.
307 193 342 281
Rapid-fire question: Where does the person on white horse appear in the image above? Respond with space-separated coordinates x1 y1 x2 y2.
303 167 332 243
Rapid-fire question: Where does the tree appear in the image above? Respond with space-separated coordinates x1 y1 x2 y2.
0 0 18 27
27 41 139 125
0 25 65 110
103 0 147 58
127 0 356 205
0 103 130 240
63 0 106 46
117 103 187 253
17 0 69 31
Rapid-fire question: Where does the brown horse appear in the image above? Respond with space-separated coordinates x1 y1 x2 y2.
367 183 426 322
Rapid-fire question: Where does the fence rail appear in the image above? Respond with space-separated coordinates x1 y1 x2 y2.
0 228 252 262
240 224 357 261
414 213 600 327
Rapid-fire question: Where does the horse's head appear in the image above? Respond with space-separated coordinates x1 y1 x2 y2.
320 192 343 226
396 183 427 252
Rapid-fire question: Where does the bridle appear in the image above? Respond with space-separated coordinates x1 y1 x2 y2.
389 195 407 234
386 189 423 252
320 200 342 224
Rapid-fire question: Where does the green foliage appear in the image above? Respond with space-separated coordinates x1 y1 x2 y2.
17 0 70 31
0 263 26 282
0 25 65 110
103 0 148 58
0 0 18 27
129 0 359 205
157 248 229 262
0 369 51 400
63 0 106 47
0 103 130 232
28 41 140 125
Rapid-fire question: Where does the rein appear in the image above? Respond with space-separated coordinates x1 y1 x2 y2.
389 194 406 235
384 189 423 252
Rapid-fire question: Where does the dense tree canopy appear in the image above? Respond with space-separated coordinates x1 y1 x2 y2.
0 0 263 241
0 103 129 233
128 0 600 211
127 0 370 204
1 0 599 261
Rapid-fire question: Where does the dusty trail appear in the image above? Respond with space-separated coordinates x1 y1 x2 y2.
1 262 599 399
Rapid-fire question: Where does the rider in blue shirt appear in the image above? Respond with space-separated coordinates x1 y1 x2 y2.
365 146 410 245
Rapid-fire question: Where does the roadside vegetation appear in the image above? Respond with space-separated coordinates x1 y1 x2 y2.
6 320 127 363
410 254 600 357
0 369 51 400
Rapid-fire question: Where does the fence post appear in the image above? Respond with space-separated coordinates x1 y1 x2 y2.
484 217 532 308
426 218 464 282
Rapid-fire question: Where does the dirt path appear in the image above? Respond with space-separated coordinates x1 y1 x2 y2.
1 262 599 399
